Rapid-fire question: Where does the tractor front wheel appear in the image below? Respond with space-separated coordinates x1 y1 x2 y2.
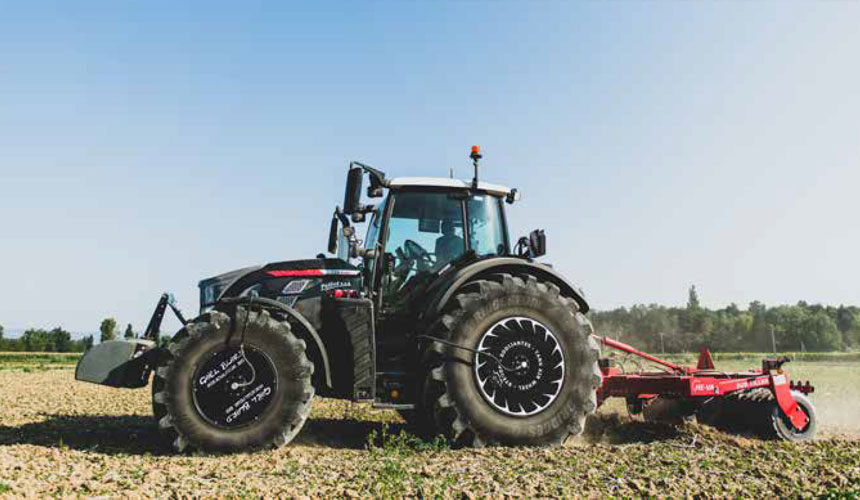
152 307 314 453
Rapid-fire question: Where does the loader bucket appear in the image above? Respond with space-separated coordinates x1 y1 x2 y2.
75 339 157 388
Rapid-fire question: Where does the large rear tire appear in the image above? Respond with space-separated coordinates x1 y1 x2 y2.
152 307 314 453
422 273 601 447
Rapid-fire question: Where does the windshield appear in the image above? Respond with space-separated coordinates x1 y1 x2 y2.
467 193 508 257
386 191 465 270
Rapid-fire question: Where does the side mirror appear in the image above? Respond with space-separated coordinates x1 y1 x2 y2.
505 188 521 204
528 229 546 257
327 214 339 254
367 176 384 198
343 167 363 215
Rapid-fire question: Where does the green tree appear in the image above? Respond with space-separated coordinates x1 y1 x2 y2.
50 327 72 352
124 323 135 339
802 311 841 351
21 329 50 351
0 323 4 339
836 306 856 335
679 285 712 347
686 285 701 310
80 335 94 351
100 318 117 343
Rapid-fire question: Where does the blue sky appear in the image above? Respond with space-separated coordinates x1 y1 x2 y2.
1 1 858 335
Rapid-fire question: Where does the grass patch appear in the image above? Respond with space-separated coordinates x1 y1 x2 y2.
366 424 449 456
821 487 860 499
0 352 81 371
0 483 11 493
360 425 452 497
0 352 81 364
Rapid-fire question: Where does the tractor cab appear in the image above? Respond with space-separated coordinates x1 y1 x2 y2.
329 151 542 314
357 179 514 307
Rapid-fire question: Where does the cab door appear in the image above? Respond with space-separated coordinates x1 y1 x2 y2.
373 190 466 406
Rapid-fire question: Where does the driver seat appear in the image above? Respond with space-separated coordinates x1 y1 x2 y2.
435 220 464 266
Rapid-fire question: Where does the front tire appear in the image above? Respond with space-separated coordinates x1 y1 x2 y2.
423 273 601 447
152 307 314 453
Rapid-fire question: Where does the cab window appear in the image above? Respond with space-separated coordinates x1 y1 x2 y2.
383 191 465 299
467 194 508 257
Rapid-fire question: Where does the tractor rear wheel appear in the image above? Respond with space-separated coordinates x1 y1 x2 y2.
422 273 601 447
152 307 314 453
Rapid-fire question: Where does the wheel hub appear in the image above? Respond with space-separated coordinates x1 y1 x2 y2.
474 316 565 417
192 345 278 429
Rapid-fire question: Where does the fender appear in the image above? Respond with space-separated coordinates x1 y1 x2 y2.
423 257 590 319
216 296 333 389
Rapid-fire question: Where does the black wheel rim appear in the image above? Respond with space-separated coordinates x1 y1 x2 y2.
474 316 565 417
192 344 278 429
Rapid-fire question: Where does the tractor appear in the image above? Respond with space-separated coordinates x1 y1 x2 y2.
75 146 816 453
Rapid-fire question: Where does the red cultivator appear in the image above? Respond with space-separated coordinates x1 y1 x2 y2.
592 335 817 441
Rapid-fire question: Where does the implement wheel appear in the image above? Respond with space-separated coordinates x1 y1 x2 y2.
152 306 314 453
699 388 817 442
771 390 817 442
422 273 601 447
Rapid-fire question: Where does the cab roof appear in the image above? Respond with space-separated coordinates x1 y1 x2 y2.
387 177 512 196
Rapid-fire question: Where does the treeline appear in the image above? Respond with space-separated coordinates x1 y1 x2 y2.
0 317 137 353
590 286 860 353
3 289 860 354
0 325 93 353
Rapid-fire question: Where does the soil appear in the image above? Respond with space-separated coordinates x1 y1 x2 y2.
0 370 857 497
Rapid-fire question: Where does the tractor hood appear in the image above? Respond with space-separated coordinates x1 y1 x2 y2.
198 265 262 310
198 259 361 312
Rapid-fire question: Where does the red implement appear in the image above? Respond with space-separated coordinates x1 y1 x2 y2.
591 334 816 441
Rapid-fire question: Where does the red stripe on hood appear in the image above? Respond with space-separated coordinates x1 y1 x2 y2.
266 269 325 277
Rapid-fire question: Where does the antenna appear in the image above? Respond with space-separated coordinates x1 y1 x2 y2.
449 167 454 179
470 145 482 189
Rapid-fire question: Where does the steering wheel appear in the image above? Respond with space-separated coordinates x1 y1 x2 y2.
403 239 434 271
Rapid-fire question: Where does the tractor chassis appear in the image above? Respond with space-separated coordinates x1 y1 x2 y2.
593 335 814 431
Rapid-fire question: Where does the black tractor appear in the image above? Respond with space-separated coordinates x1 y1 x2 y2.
76 147 601 453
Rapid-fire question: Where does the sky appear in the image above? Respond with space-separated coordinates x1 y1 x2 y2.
1 1 858 336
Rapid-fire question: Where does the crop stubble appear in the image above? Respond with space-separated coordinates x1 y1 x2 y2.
0 368 858 497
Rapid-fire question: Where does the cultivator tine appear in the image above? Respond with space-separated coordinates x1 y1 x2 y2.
643 397 694 425
699 389 773 436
